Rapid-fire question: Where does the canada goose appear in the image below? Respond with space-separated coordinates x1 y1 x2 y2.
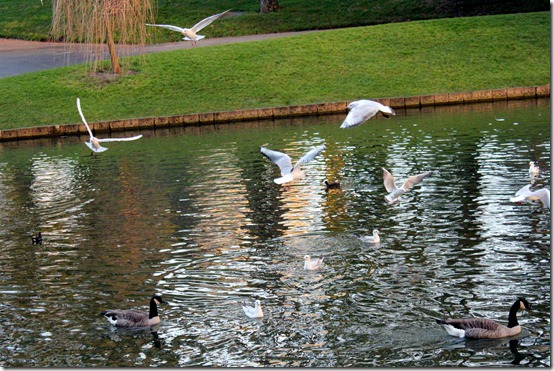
260 145 325 187
31 232 43 245
528 161 540 175
382 167 431 204
146 9 231 45
356 229 380 244
324 179 341 190
303 254 324 270
340 100 396 129
436 298 531 339
76 98 143 154
101 294 167 328
242 299 263 319
510 184 550 209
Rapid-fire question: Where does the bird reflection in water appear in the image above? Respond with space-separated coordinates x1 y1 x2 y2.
509 339 526 365
148 323 162 349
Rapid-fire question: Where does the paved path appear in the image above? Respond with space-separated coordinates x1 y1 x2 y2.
0 31 319 78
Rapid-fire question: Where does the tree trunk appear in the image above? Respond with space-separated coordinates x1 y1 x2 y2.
105 12 121 74
260 0 280 13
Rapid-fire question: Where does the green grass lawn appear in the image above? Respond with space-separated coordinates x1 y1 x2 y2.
0 0 548 41
0 12 549 130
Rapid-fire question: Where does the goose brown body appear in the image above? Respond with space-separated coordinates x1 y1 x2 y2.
437 298 530 339
101 294 167 328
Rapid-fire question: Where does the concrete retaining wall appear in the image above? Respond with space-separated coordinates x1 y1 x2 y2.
0 84 549 142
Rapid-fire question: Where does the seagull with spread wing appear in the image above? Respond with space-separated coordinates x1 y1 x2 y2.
510 184 550 209
146 9 231 45
340 100 395 129
76 98 142 154
382 167 432 204
260 145 325 188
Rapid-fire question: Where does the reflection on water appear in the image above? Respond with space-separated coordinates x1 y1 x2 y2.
0 99 550 367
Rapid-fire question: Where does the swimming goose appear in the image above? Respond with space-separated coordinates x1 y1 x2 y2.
528 161 540 176
356 229 380 244
76 98 143 154
146 9 231 45
436 298 531 339
31 232 43 245
510 184 550 209
303 254 324 270
260 145 325 187
242 299 263 319
101 294 167 328
340 100 396 129
382 167 432 204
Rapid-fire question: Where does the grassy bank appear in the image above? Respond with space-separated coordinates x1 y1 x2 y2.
0 0 548 41
0 12 549 130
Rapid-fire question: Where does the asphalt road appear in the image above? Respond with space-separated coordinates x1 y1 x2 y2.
0 31 318 78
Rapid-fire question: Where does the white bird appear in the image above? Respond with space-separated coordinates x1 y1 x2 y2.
260 145 325 186
303 254 324 270
356 229 380 244
76 98 143 154
146 9 231 44
529 161 540 175
382 167 432 204
340 99 396 129
241 300 264 318
510 184 550 209
241 299 263 319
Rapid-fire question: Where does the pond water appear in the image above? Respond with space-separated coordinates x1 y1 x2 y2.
0 99 550 367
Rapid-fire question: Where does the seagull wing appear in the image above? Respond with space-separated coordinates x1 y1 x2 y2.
76 98 94 139
510 184 532 202
293 145 325 169
514 184 532 197
97 135 143 143
340 100 380 128
530 188 550 208
382 167 397 192
241 303 254 317
260 147 293 176
145 23 185 33
191 9 231 32
311 255 324 269
401 171 432 191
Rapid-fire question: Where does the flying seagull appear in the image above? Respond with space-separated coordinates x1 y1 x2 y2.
260 145 325 187
146 9 231 45
76 98 142 154
382 167 431 203
340 100 395 129
510 184 550 209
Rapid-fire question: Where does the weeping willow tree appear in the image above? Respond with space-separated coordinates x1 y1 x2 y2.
260 0 280 13
51 0 156 74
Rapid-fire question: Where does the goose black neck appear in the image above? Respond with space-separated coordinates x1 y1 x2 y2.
507 300 521 328
149 298 159 319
